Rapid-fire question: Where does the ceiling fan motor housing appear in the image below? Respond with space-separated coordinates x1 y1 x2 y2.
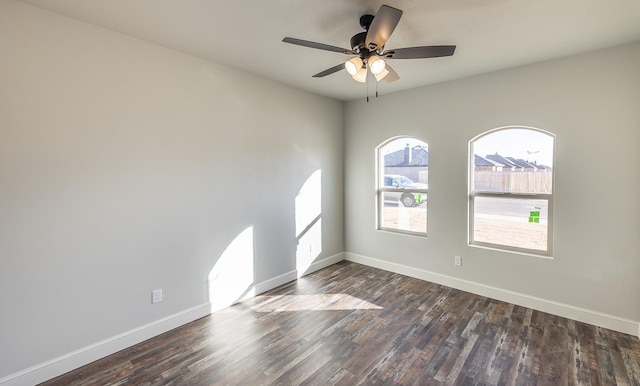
350 32 367 52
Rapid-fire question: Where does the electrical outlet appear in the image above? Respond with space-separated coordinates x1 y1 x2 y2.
454 256 462 266
152 289 163 304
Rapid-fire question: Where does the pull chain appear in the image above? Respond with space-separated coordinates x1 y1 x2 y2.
366 74 370 102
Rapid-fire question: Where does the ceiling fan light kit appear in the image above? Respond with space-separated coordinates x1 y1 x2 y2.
283 4 456 93
352 66 368 83
345 57 363 76
374 67 390 82
368 55 386 75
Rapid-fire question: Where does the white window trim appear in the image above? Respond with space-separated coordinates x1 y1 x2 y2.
375 136 429 237
468 126 555 257
377 187 429 236
469 192 554 256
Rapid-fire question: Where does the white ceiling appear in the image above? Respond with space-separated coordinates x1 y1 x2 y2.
19 0 640 101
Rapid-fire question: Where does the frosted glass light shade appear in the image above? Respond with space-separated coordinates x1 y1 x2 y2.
374 67 389 81
345 57 363 76
368 56 386 75
352 66 367 83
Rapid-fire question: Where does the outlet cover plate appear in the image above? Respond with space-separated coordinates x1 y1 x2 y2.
152 289 163 304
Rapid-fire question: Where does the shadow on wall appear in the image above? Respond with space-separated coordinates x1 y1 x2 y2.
295 170 322 277
208 226 255 313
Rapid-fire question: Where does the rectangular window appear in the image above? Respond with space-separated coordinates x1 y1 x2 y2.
377 138 428 236
379 191 427 234
471 195 550 253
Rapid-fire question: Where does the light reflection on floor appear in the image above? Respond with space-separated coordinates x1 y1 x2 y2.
251 294 383 312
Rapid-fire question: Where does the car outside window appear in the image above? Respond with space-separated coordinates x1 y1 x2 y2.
377 137 428 235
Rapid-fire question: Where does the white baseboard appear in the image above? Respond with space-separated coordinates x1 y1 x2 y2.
7 265 314 386
231 252 344 305
244 252 346 300
298 252 346 278
3 255 347 385
253 270 298 296
7 251 636 386
1 303 211 386
345 252 640 338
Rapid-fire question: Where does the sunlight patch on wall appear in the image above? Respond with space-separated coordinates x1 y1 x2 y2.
252 294 383 312
295 170 322 277
296 218 322 278
208 226 255 312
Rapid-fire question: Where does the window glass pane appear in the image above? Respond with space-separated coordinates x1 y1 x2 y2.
378 137 428 235
380 138 428 188
473 196 548 251
473 129 553 193
380 192 427 233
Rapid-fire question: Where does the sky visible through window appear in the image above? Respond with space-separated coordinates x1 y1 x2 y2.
382 130 553 167
473 128 554 167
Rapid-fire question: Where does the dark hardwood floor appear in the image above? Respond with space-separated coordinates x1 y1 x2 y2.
41 261 640 385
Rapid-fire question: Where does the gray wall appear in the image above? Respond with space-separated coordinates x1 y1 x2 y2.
2 0 639 381
0 1 343 378
345 43 640 323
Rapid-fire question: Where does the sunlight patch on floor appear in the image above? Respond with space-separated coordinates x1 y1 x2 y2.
252 294 383 312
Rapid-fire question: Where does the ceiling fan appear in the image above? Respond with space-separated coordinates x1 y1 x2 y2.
283 5 456 83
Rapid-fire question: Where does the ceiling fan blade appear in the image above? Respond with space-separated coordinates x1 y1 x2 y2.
283 37 355 54
365 5 403 51
312 63 345 78
383 64 400 83
382 45 456 59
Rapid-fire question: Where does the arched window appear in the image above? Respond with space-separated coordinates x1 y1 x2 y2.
377 137 428 235
469 127 555 256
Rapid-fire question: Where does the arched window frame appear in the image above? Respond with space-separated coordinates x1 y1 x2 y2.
376 136 429 236
469 126 555 256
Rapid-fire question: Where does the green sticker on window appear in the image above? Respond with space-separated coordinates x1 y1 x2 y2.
529 211 540 223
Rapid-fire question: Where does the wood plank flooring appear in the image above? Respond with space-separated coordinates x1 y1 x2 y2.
41 261 640 385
